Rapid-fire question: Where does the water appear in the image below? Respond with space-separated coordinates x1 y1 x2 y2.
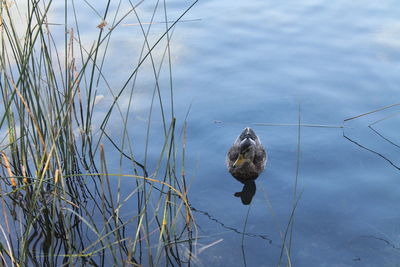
167 1 400 266
7 0 400 266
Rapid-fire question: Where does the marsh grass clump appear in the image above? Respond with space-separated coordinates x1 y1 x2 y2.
0 0 197 265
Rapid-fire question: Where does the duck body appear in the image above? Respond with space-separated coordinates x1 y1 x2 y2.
226 127 267 183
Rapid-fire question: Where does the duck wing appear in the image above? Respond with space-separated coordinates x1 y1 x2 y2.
254 146 267 170
227 146 239 167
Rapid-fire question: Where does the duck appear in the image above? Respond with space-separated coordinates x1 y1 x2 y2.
226 127 267 183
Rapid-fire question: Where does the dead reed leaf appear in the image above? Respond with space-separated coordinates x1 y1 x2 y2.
1 152 16 187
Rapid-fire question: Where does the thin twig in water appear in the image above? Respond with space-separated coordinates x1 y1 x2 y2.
214 121 345 128
197 238 223 254
369 111 400 127
190 206 272 243
343 134 400 171
241 205 252 267
368 125 400 150
123 18 202 26
344 102 400 122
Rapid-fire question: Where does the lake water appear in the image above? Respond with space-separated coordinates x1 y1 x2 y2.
171 1 400 266
7 0 400 266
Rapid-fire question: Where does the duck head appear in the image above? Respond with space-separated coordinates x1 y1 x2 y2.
232 127 260 168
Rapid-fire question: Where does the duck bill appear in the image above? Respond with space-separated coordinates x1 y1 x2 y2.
233 154 246 167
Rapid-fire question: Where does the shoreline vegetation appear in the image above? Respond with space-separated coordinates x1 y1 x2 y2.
0 1 198 265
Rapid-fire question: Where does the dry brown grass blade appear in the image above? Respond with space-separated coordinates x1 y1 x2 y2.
54 169 60 184
1 152 16 188
22 164 28 185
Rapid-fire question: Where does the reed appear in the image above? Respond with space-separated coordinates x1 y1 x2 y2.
0 0 197 265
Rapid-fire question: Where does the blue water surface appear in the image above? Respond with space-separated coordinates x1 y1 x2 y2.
41 0 400 266
168 1 400 266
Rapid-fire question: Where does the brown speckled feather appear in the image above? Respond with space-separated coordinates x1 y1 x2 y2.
227 128 267 183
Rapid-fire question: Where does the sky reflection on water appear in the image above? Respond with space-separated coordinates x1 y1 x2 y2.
168 1 400 266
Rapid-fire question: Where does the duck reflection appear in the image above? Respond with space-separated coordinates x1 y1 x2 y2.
227 127 267 205
234 180 256 205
